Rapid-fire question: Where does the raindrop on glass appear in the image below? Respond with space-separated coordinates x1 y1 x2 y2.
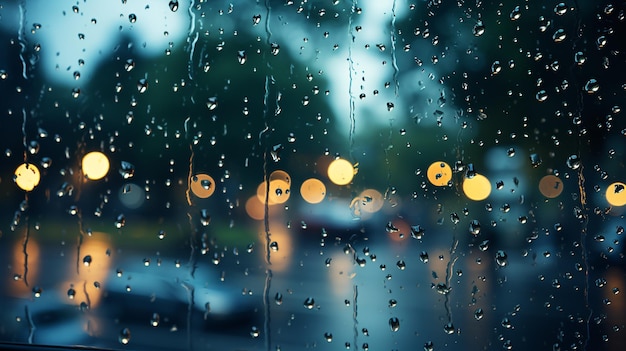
168 0 179 12
303 297 315 309
389 317 400 332
119 328 131 345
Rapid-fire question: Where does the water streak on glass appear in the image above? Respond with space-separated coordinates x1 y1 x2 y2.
25 305 35 344
444 237 459 328
352 285 359 350
21 223 30 287
570 1 592 346
17 2 28 79
82 281 91 310
263 2 274 350
181 282 195 350
187 32 199 80
390 0 399 96
347 1 357 155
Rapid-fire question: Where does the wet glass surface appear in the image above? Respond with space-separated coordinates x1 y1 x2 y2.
0 1 625 350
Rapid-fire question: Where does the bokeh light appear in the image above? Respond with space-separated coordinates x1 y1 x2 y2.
427 161 452 186
462 174 491 201
245 195 265 220
269 170 291 185
300 178 326 204
14 163 40 191
538 175 563 198
82 151 110 180
606 182 626 207
327 158 355 185
358 189 384 213
190 174 216 198
257 180 290 205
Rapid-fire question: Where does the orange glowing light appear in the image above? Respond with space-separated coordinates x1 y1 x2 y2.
606 182 626 207
82 152 110 180
14 163 40 191
300 178 326 204
538 175 563 198
462 174 491 201
190 174 216 198
327 158 355 185
427 161 452 186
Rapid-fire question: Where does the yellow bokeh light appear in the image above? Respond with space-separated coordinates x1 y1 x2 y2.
462 174 491 201
14 163 40 191
606 182 626 207
82 151 110 180
190 174 216 198
427 161 452 186
257 180 290 205
300 178 326 204
327 158 355 185
269 170 291 185
538 175 563 198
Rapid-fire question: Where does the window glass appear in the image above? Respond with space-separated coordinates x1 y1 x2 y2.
0 1 625 350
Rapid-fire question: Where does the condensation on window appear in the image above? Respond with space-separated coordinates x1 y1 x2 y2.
0 1 625 350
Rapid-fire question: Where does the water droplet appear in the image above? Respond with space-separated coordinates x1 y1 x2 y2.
252 14 261 25
596 35 607 49
271 43 280 56
324 332 333 342
38 156 52 169
150 313 160 327
529 153 542 167
206 96 218 110
436 283 450 295
566 155 581 169
136 78 148 93
474 308 484 320
495 250 508 267
584 79 599 94
168 1 179 12
419 251 429 263
67 288 76 299
124 59 135 72
128 14 137 23
304 297 315 309
491 61 502 75
32 286 42 298
119 161 135 179
510 6 521 21
200 209 211 226
389 317 400 332
250 326 260 338
473 21 485 36
411 225 425 239
552 29 567 42
424 341 434 351
270 241 279 251
119 328 131 344
158 230 166 240
535 90 548 102
275 292 283 305
469 220 481 235
83 255 92 266
443 322 455 334
237 50 247 64
554 2 567 15
115 214 126 229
